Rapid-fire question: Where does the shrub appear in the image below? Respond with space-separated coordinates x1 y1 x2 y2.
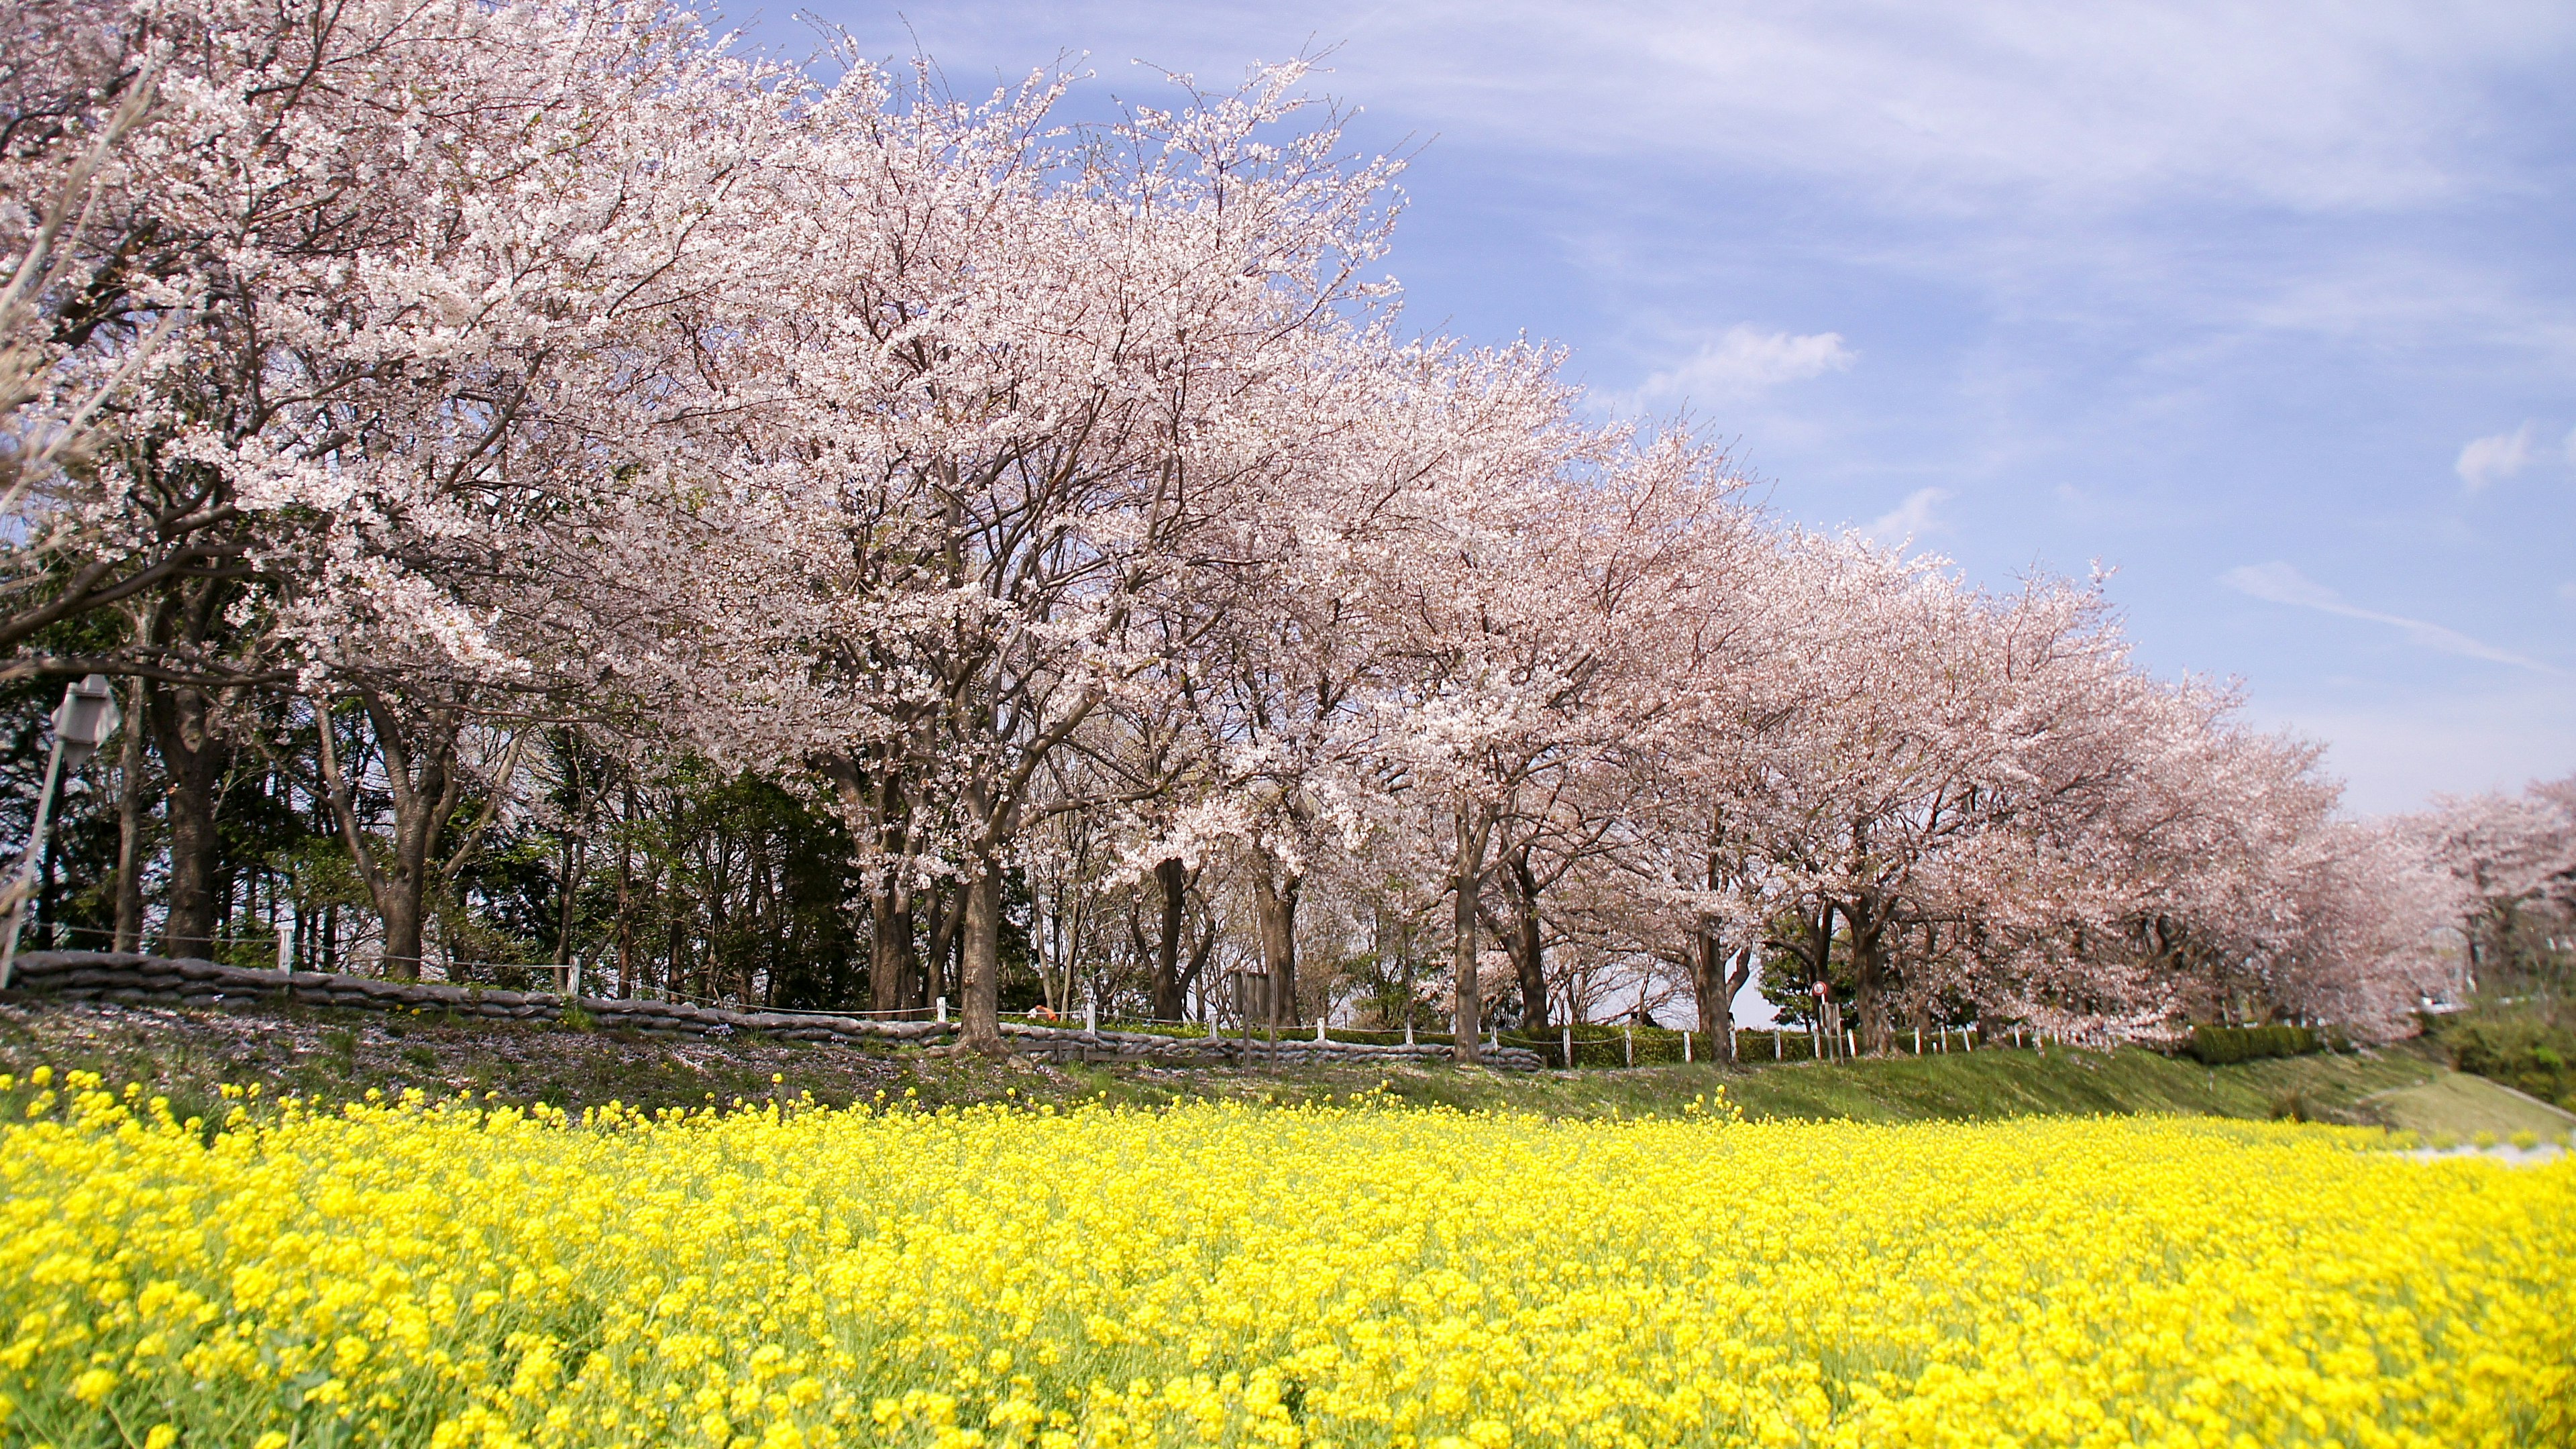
2184 1024 2322 1065
2432 1008 2576 1109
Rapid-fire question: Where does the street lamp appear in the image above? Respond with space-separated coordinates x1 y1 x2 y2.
0 674 121 987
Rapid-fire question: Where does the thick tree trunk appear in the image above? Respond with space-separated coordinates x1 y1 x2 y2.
373 696 457 980
870 894 918 1016
1151 857 1188 1021
144 679 226 960
957 865 1006 1054
1451 806 1491 1063
1251 850 1303 1032
1503 843 1548 1031
1848 892 1893 1055
1693 928 1727 1042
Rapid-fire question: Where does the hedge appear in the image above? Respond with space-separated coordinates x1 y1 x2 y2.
2183 1024 2326 1065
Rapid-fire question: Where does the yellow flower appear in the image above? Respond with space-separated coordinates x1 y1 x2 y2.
6 1079 2571 1448
69 1368 115 1403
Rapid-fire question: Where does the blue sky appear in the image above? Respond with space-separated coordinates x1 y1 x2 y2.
775 0 2576 815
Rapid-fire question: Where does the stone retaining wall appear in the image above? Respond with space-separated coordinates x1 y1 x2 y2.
3 952 1541 1070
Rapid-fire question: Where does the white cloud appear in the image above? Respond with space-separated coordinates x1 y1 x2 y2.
2455 423 2535 490
1350 0 2570 216
2246 676 2576 814
2222 561 2566 675
829 2 2575 215
1634 326 1854 405
1867 486 1952 545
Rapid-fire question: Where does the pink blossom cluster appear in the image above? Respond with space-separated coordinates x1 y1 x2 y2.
1 0 2479 1052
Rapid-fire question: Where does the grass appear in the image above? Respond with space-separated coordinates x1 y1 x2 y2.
2363 1072 2576 1140
10 994 2548 1142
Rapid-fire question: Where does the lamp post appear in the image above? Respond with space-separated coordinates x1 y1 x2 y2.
0 674 121 988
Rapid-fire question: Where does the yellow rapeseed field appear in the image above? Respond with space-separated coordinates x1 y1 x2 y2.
3 1069 2570 1449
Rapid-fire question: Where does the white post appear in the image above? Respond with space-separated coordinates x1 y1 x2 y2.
1846 1029 1857 1057
1683 1030 1692 1064
1562 1024 1572 1069
1315 1018 1326 1042
277 904 295 975
569 958 581 1001
1964 1026 1973 1053
1774 1030 1782 1061
1623 1027 1633 1068
1914 1027 1922 1055
1404 1019 1415 1046
936 996 948 1024
1084 1000 1097 1034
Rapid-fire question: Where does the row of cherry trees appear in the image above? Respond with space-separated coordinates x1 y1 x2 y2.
4 0 2480 1056
2405 776 2576 1000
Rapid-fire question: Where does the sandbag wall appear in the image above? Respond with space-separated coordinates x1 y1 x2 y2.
3 951 1539 1069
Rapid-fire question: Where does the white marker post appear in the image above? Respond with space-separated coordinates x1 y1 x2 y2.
0 676 119 988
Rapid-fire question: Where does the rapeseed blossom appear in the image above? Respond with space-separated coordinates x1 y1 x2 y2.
3 1069 2569 1448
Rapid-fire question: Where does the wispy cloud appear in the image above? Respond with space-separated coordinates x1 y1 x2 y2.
2222 561 2565 675
2455 423 2536 490
1867 486 1952 546
1633 326 1854 405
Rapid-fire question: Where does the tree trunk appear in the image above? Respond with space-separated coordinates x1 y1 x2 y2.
958 865 1006 1054
1787 899 1837 1038
1503 843 1548 1031
1722 949 1754 1062
315 691 466 981
1451 806 1492 1063
111 678 145 953
1251 849 1303 1031
615 782 635 997
1692 927 1727 1042
144 678 225 960
1848 892 1893 1055
925 882 965 1014
1151 857 1188 1021
871 892 918 1016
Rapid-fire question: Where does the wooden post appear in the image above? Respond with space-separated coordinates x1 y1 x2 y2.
1562 1024 1572 1070
1623 1027 1633 1068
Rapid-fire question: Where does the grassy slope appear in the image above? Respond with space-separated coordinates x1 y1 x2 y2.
6 996 2559 1140
2365 1073 2576 1139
